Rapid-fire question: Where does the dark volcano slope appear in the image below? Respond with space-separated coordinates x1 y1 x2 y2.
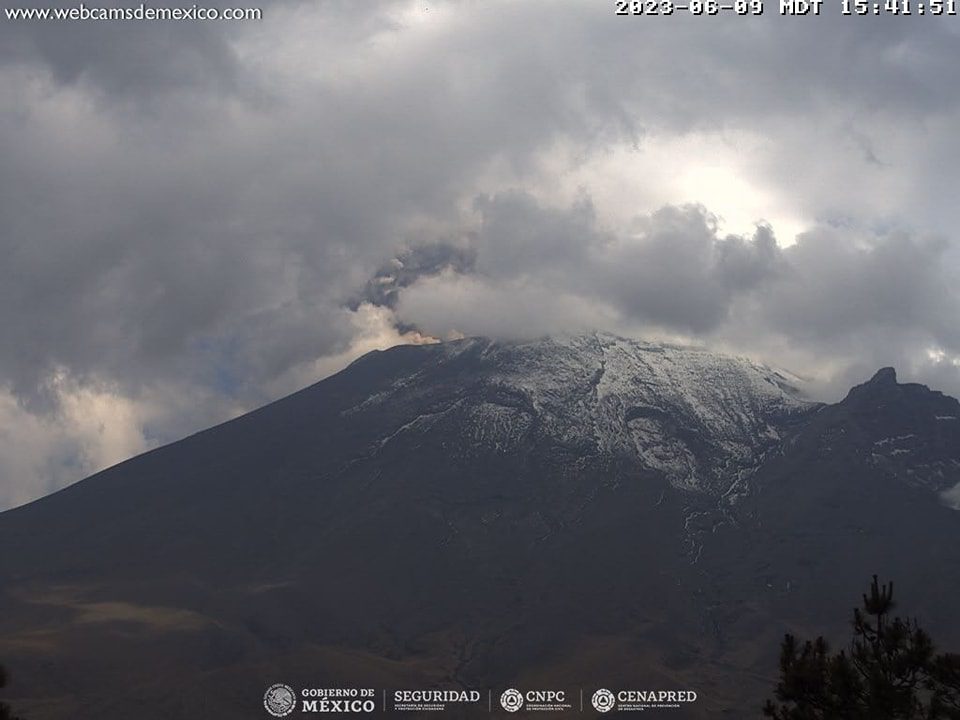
1 336 959 719
698 368 960 688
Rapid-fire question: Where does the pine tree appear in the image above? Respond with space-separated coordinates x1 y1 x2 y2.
0 664 24 720
763 576 960 719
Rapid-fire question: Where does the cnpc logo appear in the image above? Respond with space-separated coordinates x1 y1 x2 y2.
499 688 567 712
500 689 524 712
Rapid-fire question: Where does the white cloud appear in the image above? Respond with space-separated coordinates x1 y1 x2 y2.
0 374 149 510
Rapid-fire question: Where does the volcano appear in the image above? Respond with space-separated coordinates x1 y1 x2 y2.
2 333 959 719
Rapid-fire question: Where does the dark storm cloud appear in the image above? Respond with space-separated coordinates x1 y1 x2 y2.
0 0 414 98
760 229 956 345
425 193 782 335
0 18 238 96
601 208 782 334
396 191 960 397
3 0 960 507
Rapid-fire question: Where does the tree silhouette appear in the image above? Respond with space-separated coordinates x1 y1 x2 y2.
0 664 24 720
763 576 960 719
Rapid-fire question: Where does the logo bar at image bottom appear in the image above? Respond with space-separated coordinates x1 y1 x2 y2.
263 685 699 714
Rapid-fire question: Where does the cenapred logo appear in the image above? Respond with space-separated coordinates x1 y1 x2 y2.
591 688 616 713
264 683 297 717
500 688 524 712
592 688 698 712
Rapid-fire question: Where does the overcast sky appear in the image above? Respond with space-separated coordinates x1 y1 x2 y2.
2 0 960 509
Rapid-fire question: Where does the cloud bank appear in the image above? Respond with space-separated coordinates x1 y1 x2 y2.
2 1 960 507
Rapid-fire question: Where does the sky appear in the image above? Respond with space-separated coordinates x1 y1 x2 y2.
2 0 960 509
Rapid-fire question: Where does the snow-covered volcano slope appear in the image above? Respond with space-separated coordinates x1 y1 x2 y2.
352 333 818 496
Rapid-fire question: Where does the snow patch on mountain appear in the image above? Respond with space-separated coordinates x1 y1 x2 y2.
361 333 817 497
943 481 960 511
